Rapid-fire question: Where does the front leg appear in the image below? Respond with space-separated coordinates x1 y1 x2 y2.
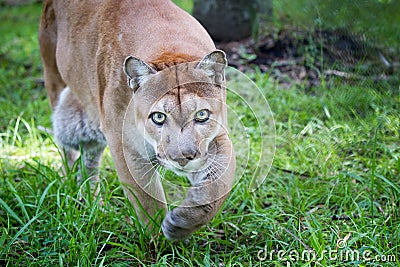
102 83 167 231
106 131 167 230
162 134 236 240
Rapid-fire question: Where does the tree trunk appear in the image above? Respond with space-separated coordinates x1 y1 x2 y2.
193 0 272 42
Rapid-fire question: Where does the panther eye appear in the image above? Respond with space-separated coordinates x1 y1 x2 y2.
195 109 210 122
150 112 166 125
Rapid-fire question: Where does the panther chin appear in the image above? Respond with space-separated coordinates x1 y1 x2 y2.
159 157 208 177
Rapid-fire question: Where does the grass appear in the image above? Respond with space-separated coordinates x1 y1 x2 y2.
1 2 399 267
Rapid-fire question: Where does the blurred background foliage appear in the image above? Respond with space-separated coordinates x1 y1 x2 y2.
273 0 400 49
173 0 400 50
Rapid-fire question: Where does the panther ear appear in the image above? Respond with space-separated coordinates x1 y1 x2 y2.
195 50 227 85
123 56 157 92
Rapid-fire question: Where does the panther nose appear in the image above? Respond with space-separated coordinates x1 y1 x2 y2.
174 151 197 167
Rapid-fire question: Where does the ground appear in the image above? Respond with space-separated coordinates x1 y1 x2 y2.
218 28 399 89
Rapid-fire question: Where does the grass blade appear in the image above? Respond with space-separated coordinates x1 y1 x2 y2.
375 173 400 195
6 180 30 221
0 197 23 225
35 179 57 216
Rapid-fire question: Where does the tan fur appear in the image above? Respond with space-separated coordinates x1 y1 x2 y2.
39 0 236 240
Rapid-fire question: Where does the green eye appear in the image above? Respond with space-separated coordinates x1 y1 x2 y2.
195 109 210 122
150 112 166 125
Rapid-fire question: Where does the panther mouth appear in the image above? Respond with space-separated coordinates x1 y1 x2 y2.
157 156 208 175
